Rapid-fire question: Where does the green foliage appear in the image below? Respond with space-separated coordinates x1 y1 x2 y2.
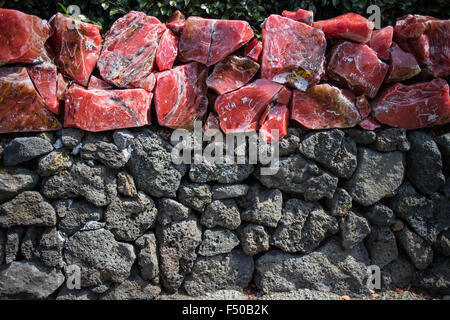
1 0 449 34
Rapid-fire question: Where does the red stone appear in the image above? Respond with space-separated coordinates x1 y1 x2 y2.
178 17 254 66
137 73 157 92
27 62 59 114
154 62 208 130
356 95 371 120
259 104 289 142
215 79 282 133
0 8 52 65
203 112 220 135
64 86 152 132
281 9 313 25
368 26 393 61
385 42 421 83
243 39 263 62
206 55 260 95
167 10 186 35
56 73 68 101
261 15 326 91
0 67 61 133
274 86 292 105
156 29 178 71
373 78 450 130
359 117 382 131
88 75 113 90
290 84 361 129
313 13 374 43
327 41 388 98
394 15 450 77
97 11 166 89
49 13 102 86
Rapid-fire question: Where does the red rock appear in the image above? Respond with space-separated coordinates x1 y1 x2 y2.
156 29 178 71
97 11 166 88
394 15 450 77
369 26 393 61
203 112 220 135
244 39 263 62
178 17 254 66
281 8 313 25
56 73 68 101
274 86 292 105
88 75 113 90
0 8 52 65
327 41 389 98
313 13 374 43
137 73 156 92
385 42 421 83
261 15 326 91
215 79 282 133
64 86 152 132
167 10 186 35
372 78 450 129
359 117 382 130
356 95 371 119
259 104 289 142
206 55 260 95
290 84 361 129
154 62 208 130
0 67 61 133
49 13 102 86
27 62 59 114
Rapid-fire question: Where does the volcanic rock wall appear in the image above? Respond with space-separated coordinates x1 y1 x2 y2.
0 125 449 299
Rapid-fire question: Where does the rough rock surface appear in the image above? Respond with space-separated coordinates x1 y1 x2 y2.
212 184 248 200
3 137 53 166
178 182 212 213
37 150 72 176
339 211 370 250
313 13 374 43
201 199 241 230
238 224 270 256
101 273 161 300
366 225 398 268
21 226 64 268
156 198 190 226
189 156 253 184
80 141 129 169
136 232 159 282
0 167 38 202
55 199 103 236
325 188 352 217
396 226 433 270
198 228 240 257
374 128 410 152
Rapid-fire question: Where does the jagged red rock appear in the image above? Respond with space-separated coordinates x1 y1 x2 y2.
290 84 361 129
274 86 292 105
49 13 102 86
0 8 52 65
178 17 254 66
373 78 450 129
359 117 382 131
369 26 393 61
154 62 208 130
385 42 421 83
56 73 68 101
203 112 220 135
261 14 326 91
88 75 113 90
313 13 374 43
64 86 152 132
97 11 166 89
0 67 61 133
327 41 388 98
215 79 282 133
167 10 186 35
356 95 371 120
206 55 260 95
156 29 178 71
281 8 313 25
27 62 59 114
259 104 289 142
244 39 263 62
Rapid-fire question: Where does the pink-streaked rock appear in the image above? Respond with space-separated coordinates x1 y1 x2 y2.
281 8 313 25
178 17 254 66
261 15 326 91
0 67 61 133
88 75 113 90
368 26 393 61
156 29 178 71
394 15 450 77
244 39 263 62
274 86 292 105
49 13 102 86
154 62 208 130
56 73 68 101
259 104 289 142
373 78 450 130
290 84 361 129
137 73 156 92
27 62 59 114
327 41 389 98
0 8 52 65
206 55 260 95
215 79 283 133
203 112 220 135
359 117 382 131
385 42 421 83
313 13 374 43
97 11 166 89
167 10 186 35
64 86 152 132
356 95 371 120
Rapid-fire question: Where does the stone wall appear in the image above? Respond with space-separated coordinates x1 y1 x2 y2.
0 125 449 299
